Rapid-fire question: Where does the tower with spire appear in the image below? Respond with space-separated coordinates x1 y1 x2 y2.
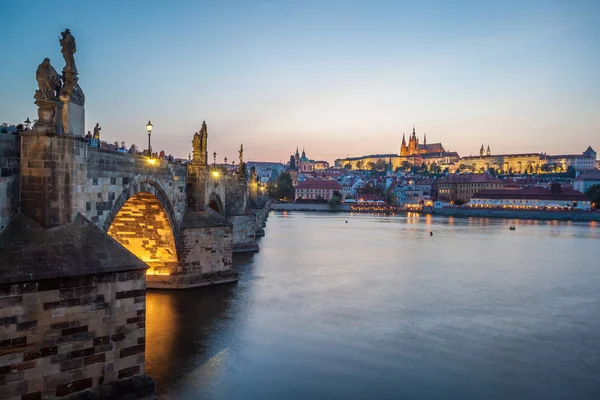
400 133 407 156
408 125 419 155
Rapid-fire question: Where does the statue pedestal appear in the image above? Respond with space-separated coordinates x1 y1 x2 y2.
57 99 85 136
31 98 58 135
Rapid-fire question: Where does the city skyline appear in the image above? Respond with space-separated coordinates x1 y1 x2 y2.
1 1 599 162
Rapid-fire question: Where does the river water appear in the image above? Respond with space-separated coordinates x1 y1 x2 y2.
146 212 600 400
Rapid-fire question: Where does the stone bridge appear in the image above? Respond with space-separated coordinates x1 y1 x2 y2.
0 29 270 400
1 129 268 290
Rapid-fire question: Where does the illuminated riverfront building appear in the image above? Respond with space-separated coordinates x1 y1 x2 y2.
438 173 505 204
469 184 592 210
334 126 458 171
458 146 597 174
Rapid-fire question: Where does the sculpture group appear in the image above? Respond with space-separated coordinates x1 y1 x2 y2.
192 121 208 165
33 29 85 135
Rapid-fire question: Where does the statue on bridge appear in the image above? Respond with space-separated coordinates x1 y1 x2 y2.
60 29 77 73
93 123 101 139
200 121 208 164
192 121 208 165
34 58 62 101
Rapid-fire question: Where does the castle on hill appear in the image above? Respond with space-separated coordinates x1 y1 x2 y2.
334 126 458 171
400 126 446 156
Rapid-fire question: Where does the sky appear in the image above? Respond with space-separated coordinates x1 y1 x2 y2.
1 0 599 163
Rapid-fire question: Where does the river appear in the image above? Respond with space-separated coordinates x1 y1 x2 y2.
146 212 600 400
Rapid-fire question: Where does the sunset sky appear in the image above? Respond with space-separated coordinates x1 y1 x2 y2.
1 0 598 163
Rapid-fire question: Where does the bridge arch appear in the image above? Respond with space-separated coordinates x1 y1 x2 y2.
104 178 181 275
208 192 224 215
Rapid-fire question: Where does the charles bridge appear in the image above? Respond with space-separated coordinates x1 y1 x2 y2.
0 30 268 399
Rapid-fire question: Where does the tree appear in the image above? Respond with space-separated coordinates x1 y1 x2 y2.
401 161 412 171
344 163 352 170
268 171 294 200
429 163 441 174
488 167 497 176
367 161 377 171
566 166 576 179
585 184 600 208
384 187 398 205
356 160 364 170
375 159 387 171
328 190 342 210
279 172 293 187
541 164 551 173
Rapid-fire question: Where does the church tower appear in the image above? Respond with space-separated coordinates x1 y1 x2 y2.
400 133 407 156
408 125 419 155
486 145 491 156
480 144 485 157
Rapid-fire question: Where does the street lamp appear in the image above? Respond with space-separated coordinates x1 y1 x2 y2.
24 117 31 130
224 157 228 165
146 121 153 157
213 151 217 166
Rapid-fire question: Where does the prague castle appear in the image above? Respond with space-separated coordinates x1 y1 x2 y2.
334 126 597 174
335 126 458 171
400 126 445 156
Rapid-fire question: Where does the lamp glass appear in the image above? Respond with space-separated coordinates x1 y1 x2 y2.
146 121 153 133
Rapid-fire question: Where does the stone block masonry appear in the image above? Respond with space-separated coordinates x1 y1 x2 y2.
228 215 259 253
0 133 20 232
147 209 238 289
0 213 156 399
0 270 154 399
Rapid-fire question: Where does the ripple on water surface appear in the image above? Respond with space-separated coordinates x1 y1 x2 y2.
146 212 600 400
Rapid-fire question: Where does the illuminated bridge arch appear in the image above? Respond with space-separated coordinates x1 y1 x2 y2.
105 180 180 275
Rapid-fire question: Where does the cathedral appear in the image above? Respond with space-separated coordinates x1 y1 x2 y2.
335 126 457 171
400 126 446 156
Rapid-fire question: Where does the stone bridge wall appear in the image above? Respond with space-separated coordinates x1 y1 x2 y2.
84 148 187 237
0 134 20 231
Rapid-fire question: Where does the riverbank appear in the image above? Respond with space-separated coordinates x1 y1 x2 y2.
270 203 351 212
426 206 600 222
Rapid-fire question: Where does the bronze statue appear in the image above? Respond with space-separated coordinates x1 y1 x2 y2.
35 58 62 100
60 29 77 73
93 123 101 139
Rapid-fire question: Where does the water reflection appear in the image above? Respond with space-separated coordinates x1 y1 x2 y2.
146 212 600 400
146 285 236 398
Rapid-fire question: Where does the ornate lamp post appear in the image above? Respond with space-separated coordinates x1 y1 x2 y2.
213 151 217 166
24 117 31 130
146 121 153 157
224 157 228 165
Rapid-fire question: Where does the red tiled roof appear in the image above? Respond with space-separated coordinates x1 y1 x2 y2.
295 180 342 190
472 186 589 201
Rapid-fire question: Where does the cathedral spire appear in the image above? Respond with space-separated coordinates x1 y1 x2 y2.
295 146 299 157
423 132 427 146
401 133 406 145
412 125 416 138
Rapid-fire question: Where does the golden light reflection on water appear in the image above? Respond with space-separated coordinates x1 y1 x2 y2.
145 293 177 382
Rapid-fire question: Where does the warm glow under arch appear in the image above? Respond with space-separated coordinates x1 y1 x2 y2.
107 191 178 275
